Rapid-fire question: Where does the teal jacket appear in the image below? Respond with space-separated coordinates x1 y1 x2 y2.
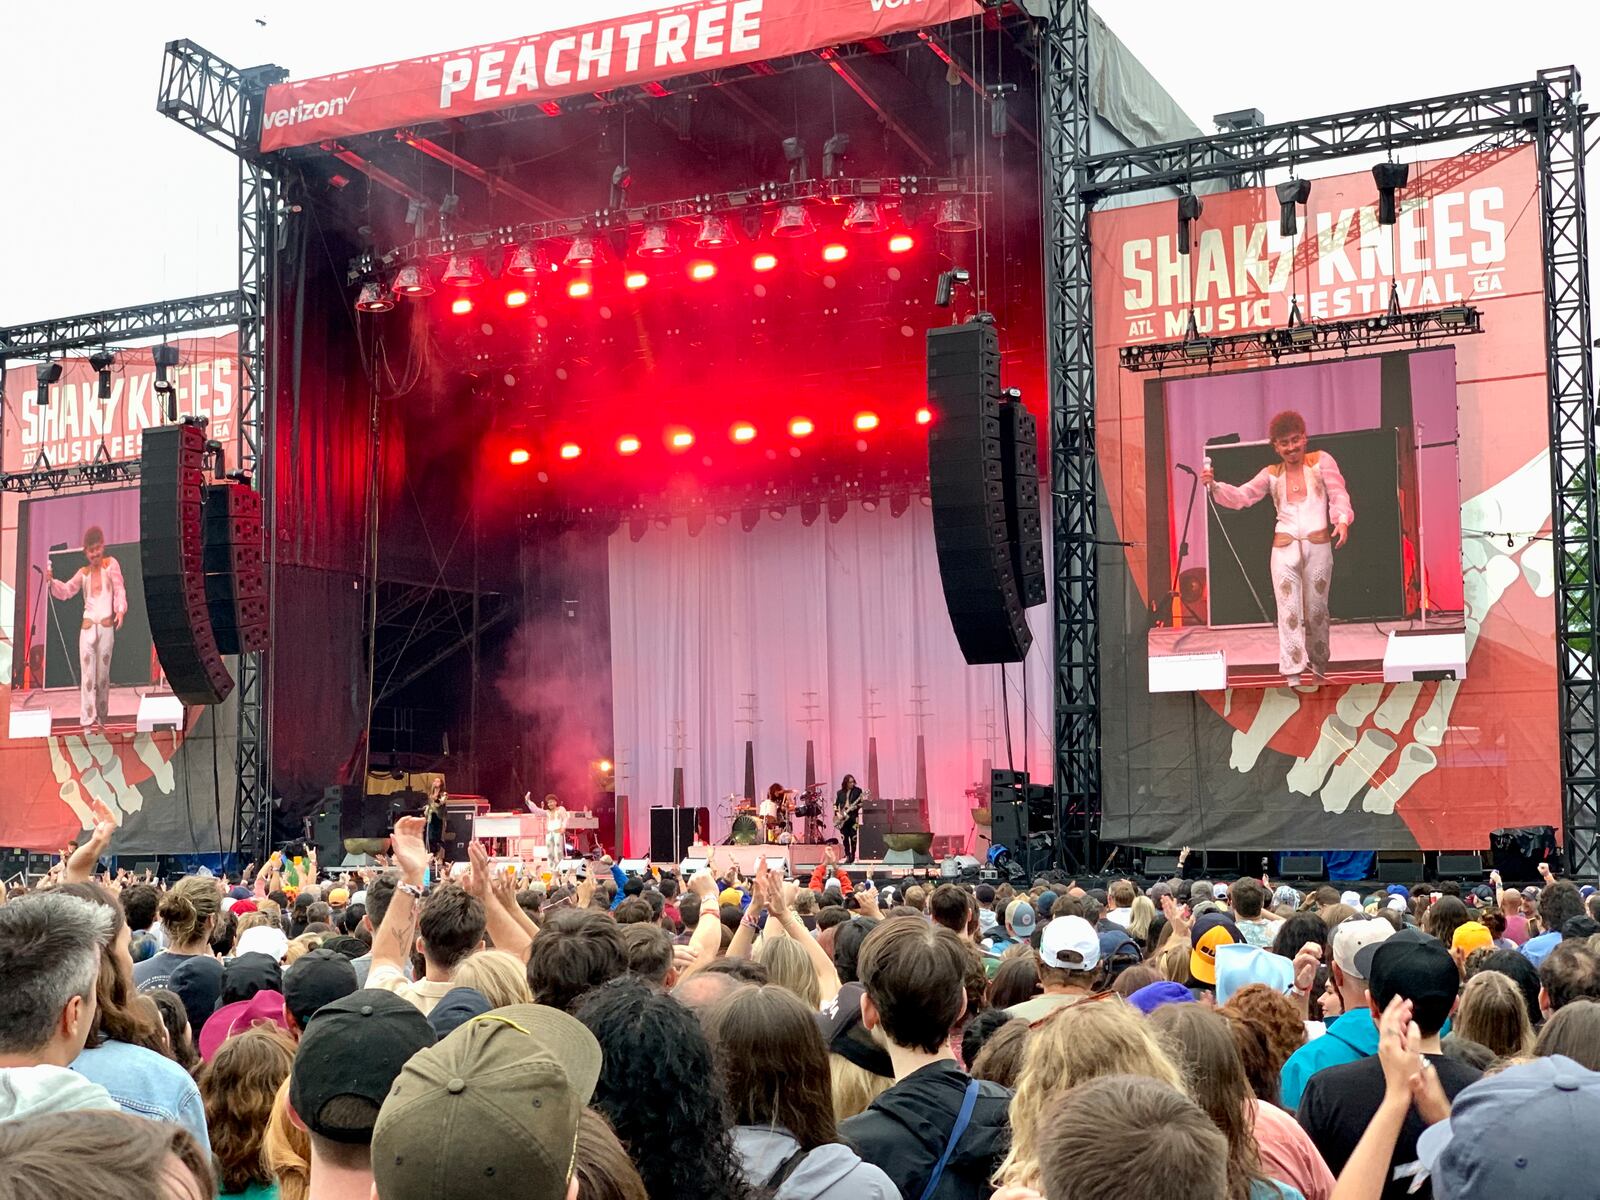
1279 1009 1378 1111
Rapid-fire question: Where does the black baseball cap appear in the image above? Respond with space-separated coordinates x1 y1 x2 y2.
1367 937 1460 1010
219 952 283 1007
817 982 894 1079
291 989 436 1144
427 987 492 1040
321 935 368 960
283 950 359 1030
166 955 224 1032
1353 924 1439 981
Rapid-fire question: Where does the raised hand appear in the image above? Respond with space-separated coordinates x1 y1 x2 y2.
575 873 597 910
391 816 430 884
462 841 492 899
688 868 719 904
65 820 116 883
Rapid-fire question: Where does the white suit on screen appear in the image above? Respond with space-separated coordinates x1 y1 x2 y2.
1210 451 1353 676
49 558 128 726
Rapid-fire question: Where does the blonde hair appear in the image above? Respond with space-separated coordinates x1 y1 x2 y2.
828 1054 893 1121
283 933 322 966
1152 939 1191 982
760 936 821 1010
235 912 272 937
996 999 1185 1190
1456 970 1535 1059
264 1077 310 1200
454 949 534 1008
1127 895 1157 943
157 877 221 947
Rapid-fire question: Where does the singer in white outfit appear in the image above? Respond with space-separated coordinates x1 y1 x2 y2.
542 793 568 864
46 525 127 729
1202 412 1354 681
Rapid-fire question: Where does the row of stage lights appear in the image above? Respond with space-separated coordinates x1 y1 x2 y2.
506 407 934 466
354 195 973 313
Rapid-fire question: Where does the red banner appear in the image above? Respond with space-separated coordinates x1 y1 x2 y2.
261 0 984 151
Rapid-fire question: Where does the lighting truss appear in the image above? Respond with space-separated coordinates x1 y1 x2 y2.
0 454 141 495
1117 305 1483 373
0 291 243 358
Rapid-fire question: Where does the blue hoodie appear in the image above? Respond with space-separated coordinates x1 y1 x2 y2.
1279 1008 1378 1111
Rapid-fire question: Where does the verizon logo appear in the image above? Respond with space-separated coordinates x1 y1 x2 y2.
263 88 358 130
869 0 926 9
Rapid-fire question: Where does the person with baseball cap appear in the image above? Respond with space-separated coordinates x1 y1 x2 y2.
372 1003 601 1200
1186 911 1244 995
282 949 359 1038
1279 917 1394 1109
1006 915 1103 1023
289 988 436 1200
984 899 1036 958
1297 934 1479 1199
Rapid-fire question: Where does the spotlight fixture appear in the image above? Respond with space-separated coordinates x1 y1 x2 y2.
637 223 679 258
1373 161 1410 226
694 214 735 249
669 429 695 449
915 407 933 425
730 422 757 443
933 196 980 233
355 281 396 313
842 199 883 232
504 289 530 308
564 235 599 268
822 132 850 178
34 361 62 403
934 267 971 307
767 503 786 522
624 271 649 291
688 261 717 281
610 163 632 208
826 496 848 524
860 495 879 513
889 488 911 519
751 252 779 272
502 242 547 277
714 510 732 527
772 203 815 238
508 447 532 465
782 136 809 182
887 232 916 254
559 442 582 460
567 280 593 299
1176 193 1204 256
687 508 707 537
1275 178 1311 237
788 417 814 438
741 505 761 532
654 513 672 531
88 350 115 400
854 411 879 431
392 264 435 297
617 435 641 455
801 499 822 526
630 515 648 542
821 243 849 263
442 252 486 287
450 297 474 315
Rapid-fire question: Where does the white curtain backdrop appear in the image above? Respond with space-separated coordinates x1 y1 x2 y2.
608 502 1053 855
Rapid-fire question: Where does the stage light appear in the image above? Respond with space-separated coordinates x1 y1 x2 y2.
34 361 61 403
442 252 486 287
508 447 531 465
843 199 884 232
687 509 707 537
88 350 115 400
670 430 695 449
450 297 474 315
617 435 641 455
1437 305 1472 327
392 264 435 297
801 499 822 526
714 510 732 526
751 252 779 272
887 233 916 254
1275 178 1311 236
821 243 849 263
630 515 648 542
827 496 848 523
559 442 582 460
729 422 757 443
915 407 933 425
861 495 879 513
933 196 980 233
1373 161 1410 225
788 417 814 438
773 203 815 238
854 411 880 431
567 280 593 299
504 289 530 308
637 223 679 258
1176 193 1203 256
741 506 761 532
624 271 649 291
502 242 547 277
694 214 735 249
890 488 911 519
689 261 717 282
767 504 786 521
564 235 599 268
355 281 395 313
822 132 849 178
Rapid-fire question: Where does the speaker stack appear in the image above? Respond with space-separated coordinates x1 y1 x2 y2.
141 424 233 706
203 481 269 654
927 320 1042 664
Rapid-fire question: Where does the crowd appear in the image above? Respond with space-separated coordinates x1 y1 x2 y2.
4 821 1600 1200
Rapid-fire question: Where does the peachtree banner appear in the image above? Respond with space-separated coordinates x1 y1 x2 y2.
1092 146 1560 851
261 0 984 151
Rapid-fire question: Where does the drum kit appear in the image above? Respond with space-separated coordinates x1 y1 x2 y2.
726 782 828 845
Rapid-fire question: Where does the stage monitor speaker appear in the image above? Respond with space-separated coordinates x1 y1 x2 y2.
927 321 1031 664
1144 854 1181 876
619 858 650 876
990 799 1028 854
1377 858 1424 884
1436 852 1483 878
1279 854 1325 877
141 424 234 706
650 807 707 863
1490 826 1558 880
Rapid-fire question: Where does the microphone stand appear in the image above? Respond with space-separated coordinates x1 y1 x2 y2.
1151 465 1201 628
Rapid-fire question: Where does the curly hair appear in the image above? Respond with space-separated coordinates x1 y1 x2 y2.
1267 410 1306 442
576 978 754 1200
200 1026 295 1193
1221 983 1307 1077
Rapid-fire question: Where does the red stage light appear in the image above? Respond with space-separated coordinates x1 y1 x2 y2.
391 264 434 297
694 214 736 249
564 235 599 268
689 261 717 281
751 252 778 273
788 417 814 438
888 233 916 254
821 243 849 263
730 422 757 443
624 271 649 291
915 407 933 425
617 435 641 456
669 430 696 449
504 289 530 308
567 280 593 299
450 298 474 315
559 442 582 460
854 411 880 431
508 448 531 465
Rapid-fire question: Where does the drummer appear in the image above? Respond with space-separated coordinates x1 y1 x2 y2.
760 783 792 844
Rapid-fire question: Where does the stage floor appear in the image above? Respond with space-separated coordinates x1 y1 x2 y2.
9 684 147 733
1149 614 1467 687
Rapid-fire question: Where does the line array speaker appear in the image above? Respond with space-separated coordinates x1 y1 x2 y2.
203 481 270 654
999 398 1046 607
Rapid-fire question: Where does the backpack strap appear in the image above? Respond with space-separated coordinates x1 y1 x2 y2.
917 1079 982 1200
764 1145 812 1192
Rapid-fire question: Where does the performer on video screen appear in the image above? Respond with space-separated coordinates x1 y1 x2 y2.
1202 410 1354 682
46 526 126 730
834 774 864 862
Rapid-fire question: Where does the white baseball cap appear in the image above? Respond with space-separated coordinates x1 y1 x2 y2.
1040 915 1100 971
1331 917 1393 981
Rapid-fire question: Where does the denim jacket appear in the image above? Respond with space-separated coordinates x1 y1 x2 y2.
72 1039 210 1152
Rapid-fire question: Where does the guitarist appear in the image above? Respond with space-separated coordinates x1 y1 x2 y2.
834 774 864 862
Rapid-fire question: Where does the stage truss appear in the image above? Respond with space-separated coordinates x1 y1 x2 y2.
1034 7 1598 872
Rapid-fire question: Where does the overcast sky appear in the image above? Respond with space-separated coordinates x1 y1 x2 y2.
0 2 1595 327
